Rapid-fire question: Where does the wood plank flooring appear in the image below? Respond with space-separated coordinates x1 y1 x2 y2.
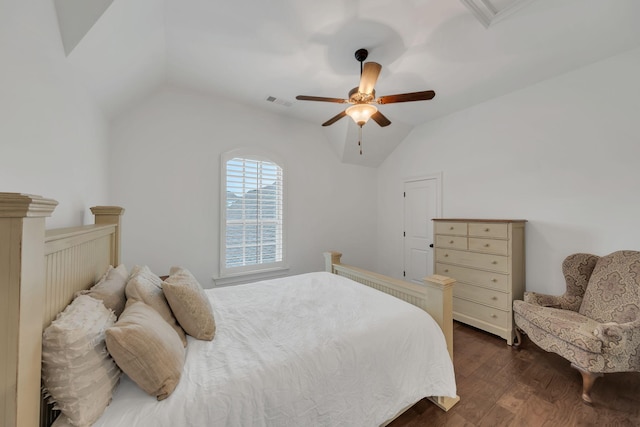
389 322 640 427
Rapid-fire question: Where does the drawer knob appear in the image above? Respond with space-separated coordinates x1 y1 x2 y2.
449 240 454 244
444 269 449 273
492 260 498 264
491 296 498 300
484 243 490 247
491 314 497 318
492 278 498 283
485 228 490 232
449 226 454 230
444 253 449 257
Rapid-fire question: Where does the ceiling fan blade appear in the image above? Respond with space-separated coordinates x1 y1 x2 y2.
358 62 382 95
377 90 435 104
370 111 391 127
322 110 347 126
296 95 347 103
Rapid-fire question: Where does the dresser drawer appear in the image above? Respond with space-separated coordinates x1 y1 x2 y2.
468 223 508 239
435 235 467 250
435 263 509 292
434 221 467 236
453 297 508 329
468 237 508 255
453 282 509 310
436 249 509 273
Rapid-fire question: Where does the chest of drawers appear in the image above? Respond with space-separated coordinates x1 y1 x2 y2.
433 219 526 345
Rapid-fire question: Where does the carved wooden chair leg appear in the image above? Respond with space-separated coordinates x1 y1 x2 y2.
572 364 602 404
513 327 524 349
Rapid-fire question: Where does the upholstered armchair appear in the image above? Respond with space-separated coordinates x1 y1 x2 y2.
513 250 640 404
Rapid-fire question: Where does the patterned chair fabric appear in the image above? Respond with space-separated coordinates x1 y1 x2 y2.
523 253 599 311
514 251 640 377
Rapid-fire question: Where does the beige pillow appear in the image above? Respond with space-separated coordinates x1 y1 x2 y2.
77 264 128 317
163 267 216 341
42 295 121 427
125 265 187 346
106 301 185 400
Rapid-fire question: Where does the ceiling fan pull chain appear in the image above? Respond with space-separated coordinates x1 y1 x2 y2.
358 125 363 155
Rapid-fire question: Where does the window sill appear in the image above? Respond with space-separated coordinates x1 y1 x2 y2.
212 266 290 287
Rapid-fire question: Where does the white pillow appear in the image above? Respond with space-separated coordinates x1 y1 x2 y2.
42 295 121 427
51 414 74 427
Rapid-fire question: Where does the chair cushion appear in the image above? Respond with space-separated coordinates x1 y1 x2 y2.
579 250 640 324
514 300 602 353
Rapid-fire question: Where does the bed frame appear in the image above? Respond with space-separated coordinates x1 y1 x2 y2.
0 193 458 427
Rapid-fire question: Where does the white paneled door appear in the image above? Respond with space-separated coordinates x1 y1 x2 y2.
403 175 441 284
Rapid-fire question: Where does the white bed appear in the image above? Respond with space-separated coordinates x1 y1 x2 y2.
0 193 459 427
91 272 456 426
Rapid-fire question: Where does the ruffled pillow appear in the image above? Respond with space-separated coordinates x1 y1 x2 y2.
42 295 121 427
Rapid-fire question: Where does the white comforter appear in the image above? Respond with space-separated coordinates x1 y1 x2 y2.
93 272 456 427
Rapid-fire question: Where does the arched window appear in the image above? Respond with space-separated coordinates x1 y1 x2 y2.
220 149 286 277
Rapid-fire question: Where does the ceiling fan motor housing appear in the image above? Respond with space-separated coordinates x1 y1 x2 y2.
354 48 368 63
348 87 375 104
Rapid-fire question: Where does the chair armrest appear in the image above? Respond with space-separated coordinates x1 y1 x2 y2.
523 291 581 311
593 319 640 353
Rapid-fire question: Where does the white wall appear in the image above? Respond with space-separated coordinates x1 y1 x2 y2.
377 47 640 295
109 85 377 286
0 1 109 227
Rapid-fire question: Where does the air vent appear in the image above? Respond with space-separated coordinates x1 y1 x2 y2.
265 96 292 108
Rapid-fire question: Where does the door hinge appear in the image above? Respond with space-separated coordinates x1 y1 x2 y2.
403 271 406 277
403 231 405 237
403 192 406 197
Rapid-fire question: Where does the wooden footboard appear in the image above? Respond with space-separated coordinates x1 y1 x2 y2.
324 251 460 412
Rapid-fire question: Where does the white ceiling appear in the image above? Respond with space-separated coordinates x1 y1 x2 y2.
61 0 640 167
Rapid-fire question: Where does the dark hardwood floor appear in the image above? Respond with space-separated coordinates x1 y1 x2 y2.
389 322 640 427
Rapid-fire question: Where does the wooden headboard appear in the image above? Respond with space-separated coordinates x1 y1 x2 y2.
0 193 124 427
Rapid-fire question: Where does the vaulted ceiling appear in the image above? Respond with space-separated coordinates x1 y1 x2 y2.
57 0 640 166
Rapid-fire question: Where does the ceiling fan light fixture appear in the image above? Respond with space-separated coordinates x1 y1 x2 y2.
345 103 378 126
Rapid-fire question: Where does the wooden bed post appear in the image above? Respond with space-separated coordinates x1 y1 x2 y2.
423 275 455 360
419 275 460 412
323 251 342 273
0 193 57 427
90 206 125 265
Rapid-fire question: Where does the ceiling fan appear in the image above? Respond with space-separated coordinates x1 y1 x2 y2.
296 48 435 154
